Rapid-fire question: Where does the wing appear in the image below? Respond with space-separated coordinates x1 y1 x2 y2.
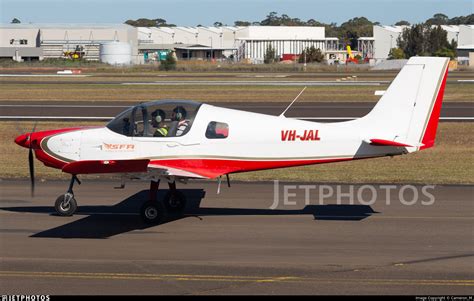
61 159 215 179
365 138 423 148
147 162 209 179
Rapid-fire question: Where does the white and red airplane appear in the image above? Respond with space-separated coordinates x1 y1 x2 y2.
15 57 449 223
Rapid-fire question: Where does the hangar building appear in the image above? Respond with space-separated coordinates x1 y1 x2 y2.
0 23 138 63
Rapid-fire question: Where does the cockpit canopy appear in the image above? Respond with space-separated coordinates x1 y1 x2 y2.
106 100 202 137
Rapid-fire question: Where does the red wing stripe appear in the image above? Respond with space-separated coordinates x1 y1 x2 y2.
369 139 413 147
149 157 354 179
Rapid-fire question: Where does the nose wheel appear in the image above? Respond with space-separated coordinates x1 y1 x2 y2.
54 175 80 216
54 192 77 216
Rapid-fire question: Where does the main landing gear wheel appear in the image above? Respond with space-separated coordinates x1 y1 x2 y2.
54 193 77 216
140 201 166 224
163 190 187 213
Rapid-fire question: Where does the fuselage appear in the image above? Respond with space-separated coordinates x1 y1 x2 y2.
16 101 404 178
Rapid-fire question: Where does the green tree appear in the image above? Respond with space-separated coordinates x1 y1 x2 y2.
338 17 374 50
125 18 175 27
395 20 410 26
260 12 280 26
234 21 251 26
214 21 223 27
388 48 405 59
434 47 456 59
11 18 21 24
447 14 474 25
260 12 306 26
397 24 450 58
427 25 449 53
426 13 449 25
159 52 177 71
298 46 324 63
264 44 277 64
397 23 429 57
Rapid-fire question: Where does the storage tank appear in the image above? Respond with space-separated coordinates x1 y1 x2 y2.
100 41 132 65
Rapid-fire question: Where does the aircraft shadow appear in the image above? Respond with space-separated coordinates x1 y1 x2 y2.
1 190 378 239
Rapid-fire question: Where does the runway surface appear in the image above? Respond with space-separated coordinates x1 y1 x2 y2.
1 101 472 122
0 180 473 295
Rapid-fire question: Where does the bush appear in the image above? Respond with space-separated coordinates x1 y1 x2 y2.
298 46 324 63
264 45 277 64
388 47 406 59
159 52 177 71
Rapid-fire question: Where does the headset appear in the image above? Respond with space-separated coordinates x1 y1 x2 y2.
173 106 187 121
152 109 166 124
154 114 162 123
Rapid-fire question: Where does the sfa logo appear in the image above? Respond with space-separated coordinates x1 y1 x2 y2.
281 130 321 141
102 143 135 151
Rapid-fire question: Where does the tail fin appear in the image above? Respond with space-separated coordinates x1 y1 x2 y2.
360 57 449 151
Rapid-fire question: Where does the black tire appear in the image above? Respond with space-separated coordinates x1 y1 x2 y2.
140 200 166 224
163 190 187 213
54 193 77 216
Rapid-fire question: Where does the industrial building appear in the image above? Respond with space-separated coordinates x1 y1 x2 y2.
1 23 472 66
360 24 474 63
137 25 341 63
1 23 342 64
0 23 138 63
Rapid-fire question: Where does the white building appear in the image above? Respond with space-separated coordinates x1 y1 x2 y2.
458 25 474 46
440 25 459 44
0 23 139 63
372 25 407 60
137 26 245 61
365 24 474 61
136 25 338 63
236 26 337 63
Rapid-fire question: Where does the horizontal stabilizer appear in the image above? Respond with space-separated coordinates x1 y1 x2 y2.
365 139 424 148
62 159 150 174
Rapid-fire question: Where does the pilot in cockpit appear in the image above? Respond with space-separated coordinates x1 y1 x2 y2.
150 109 169 137
169 106 190 137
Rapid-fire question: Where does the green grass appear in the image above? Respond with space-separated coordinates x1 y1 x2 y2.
0 82 472 102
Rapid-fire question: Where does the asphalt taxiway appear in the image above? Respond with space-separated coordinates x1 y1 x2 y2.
1 101 472 122
0 180 473 295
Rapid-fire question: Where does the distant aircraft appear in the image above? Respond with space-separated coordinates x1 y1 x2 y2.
15 57 449 224
346 45 359 64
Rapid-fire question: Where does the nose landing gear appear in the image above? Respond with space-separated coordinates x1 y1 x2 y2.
54 175 80 216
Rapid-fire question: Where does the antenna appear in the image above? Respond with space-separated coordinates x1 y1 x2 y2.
279 86 307 117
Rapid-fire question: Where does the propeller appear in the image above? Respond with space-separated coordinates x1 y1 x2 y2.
28 122 37 197
14 118 40 197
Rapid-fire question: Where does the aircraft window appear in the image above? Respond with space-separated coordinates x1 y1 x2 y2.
132 106 147 137
144 102 200 138
106 107 133 136
206 122 229 139
107 100 201 137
